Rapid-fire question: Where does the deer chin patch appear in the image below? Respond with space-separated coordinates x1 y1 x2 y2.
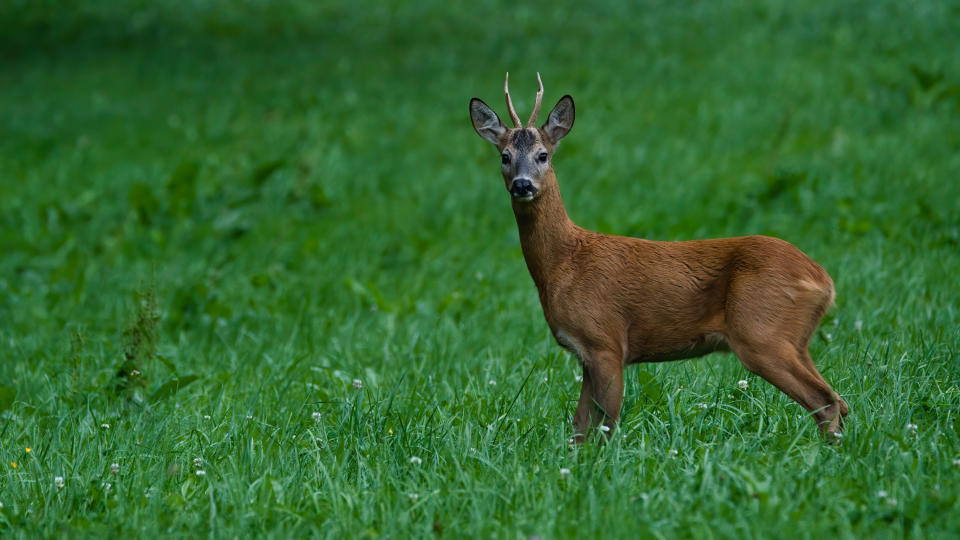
512 193 536 202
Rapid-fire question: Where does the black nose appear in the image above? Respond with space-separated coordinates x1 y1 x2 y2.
510 178 537 198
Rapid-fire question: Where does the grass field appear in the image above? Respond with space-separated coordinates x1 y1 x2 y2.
2 0 959 537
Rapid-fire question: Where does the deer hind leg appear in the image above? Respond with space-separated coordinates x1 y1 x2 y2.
798 348 849 420
729 336 845 435
572 349 623 442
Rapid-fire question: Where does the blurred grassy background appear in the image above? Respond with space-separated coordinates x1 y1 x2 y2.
1 0 959 537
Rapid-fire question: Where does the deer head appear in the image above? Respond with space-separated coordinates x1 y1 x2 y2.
470 73 575 202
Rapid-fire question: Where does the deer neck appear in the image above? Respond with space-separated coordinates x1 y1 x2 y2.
512 169 579 293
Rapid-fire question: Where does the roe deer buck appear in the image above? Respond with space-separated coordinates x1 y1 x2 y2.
469 73 848 441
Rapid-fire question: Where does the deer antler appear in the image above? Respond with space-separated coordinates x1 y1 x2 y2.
504 72 522 128
527 72 544 127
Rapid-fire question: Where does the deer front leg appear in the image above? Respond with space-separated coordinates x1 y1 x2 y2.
572 367 596 443
572 350 624 442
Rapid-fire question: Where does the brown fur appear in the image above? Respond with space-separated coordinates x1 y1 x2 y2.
470 77 848 441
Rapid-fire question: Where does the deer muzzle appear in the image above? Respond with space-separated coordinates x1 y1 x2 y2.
510 177 537 201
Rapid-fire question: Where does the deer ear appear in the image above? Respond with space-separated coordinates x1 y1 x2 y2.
542 95 575 143
470 98 506 145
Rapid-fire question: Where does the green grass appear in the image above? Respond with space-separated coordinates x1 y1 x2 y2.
2 0 959 537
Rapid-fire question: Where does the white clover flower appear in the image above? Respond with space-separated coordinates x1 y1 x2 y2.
100 423 110 429
311 412 322 422
488 380 496 386
407 492 419 502
574 375 583 382
599 425 611 432
738 380 749 391
409 456 422 465
203 415 211 420
130 370 141 377
906 423 918 435
101 482 112 492
110 463 119 475
352 379 363 390
854 320 863 332
560 468 571 477
877 490 888 498
543 377 548 382
0 501 3 508
246 415 253 420
193 458 203 468
195 470 206 476
952 458 960 468
697 403 709 410
669 449 678 457
55 476 64 490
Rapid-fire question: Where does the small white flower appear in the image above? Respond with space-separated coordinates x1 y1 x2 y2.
488 380 496 386
407 492 419 502
560 468 571 477
203 415 211 420
738 380 749 391
877 490 888 498
697 403 709 410
110 463 119 475
469 447 477 453
195 470 206 476
101 482 112 492
55 476 64 490
246 415 253 420
854 320 863 332
130 370 141 376
352 379 363 390
409 456 422 465
100 423 110 429
906 423 918 435
311 412 322 422
599 425 611 432
193 458 203 468
953 458 960 468
543 377 548 382
574 375 583 382
0 501 3 508
669 449 678 457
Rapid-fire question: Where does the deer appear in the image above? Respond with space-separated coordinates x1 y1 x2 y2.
469 73 848 442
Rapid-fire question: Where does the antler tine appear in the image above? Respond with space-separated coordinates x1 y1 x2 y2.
504 72 522 128
527 72 544 127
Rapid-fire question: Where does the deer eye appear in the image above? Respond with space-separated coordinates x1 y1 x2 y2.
501 153 511 165
537 152 548 163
